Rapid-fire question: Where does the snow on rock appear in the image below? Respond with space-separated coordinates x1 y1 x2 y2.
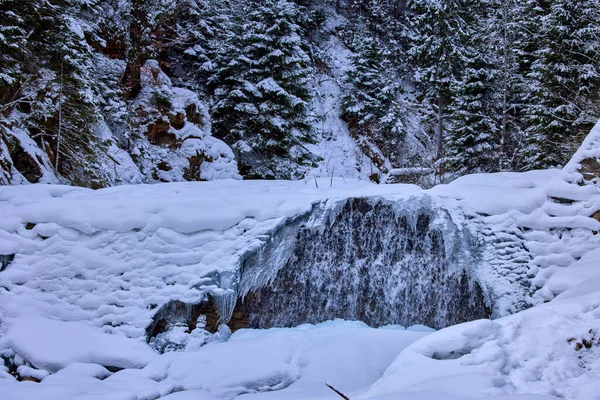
0 137 27 186
0 179 425 341
564 118 600 184
0 126 59 185
129 60 241 183
1 317 157 373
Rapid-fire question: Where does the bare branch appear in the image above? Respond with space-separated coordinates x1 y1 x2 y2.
326 383 350 400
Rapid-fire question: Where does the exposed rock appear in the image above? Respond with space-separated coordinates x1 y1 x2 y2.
156 161 172 172
578 157 600 185
146 299 222 341
129 60 240 183
168 112 185 130
185 103 202 125
19 376 41 383
183 151 213 181
0 254 15 272
6 136 43 183
147 121 177 148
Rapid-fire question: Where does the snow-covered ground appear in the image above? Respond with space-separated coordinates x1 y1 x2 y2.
0 320 431 400
1 124 600 399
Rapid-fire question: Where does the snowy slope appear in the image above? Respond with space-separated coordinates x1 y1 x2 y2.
305 9 379 181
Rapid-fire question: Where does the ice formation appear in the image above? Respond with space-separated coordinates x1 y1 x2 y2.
238 197 489 329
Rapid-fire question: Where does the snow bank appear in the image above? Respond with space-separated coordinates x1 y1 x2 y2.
0 321 428 400
0 179 426 340
1 317 157 373
360 248 600 400
0 157 598 340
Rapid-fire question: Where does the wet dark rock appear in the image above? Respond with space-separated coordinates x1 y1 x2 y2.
6 136 43 183
0 254 15 272
146 299 221 341
578 157 600 185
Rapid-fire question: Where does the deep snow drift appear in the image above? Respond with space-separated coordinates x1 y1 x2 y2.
1 123 600 398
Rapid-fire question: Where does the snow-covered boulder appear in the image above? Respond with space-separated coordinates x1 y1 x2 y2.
129 60 241 182
1 317 157 373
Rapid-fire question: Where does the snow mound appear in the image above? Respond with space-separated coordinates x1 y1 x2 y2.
1 317 157 373
0 321 428 400
361 250 600 400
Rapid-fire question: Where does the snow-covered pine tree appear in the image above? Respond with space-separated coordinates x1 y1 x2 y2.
170 0 219 88
122 0 178 99
406 0 471 181
210 0 316 179
445 47 500 176
484 0 523 171
445 0 501 176
1 0 108 186
521 0 600 169
341 35 407 171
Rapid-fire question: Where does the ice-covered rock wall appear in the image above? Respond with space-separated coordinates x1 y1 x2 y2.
236 197 490 330
4 172 586 348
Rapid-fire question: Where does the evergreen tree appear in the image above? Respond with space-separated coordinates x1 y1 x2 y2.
446 47 500 175
406 0 471 180
487 0 523 170
521 0 600 169
1 0 107 186
341 35 407 170
171 0 219 88
210 0 316 179
445 0 502 176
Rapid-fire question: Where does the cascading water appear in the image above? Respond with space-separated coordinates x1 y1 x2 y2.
144 194 498 350
235 196 491 330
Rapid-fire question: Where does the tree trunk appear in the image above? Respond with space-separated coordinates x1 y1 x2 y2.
500 0 509 171
54 60 63 173
437 95 446 183
121 0 146 100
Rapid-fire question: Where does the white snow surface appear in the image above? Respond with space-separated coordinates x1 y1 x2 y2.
0 320 428 400
2 123 600 399
0 179 424 340
1 317 157 373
